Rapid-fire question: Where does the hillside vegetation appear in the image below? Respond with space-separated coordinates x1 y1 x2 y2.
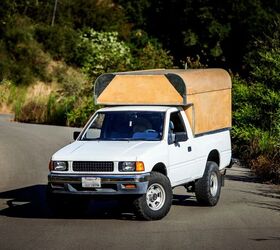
0 0 279 183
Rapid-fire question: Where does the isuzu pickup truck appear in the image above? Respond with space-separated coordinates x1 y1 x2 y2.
48 69 232 220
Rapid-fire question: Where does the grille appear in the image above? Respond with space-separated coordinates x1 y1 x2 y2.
72 161 114 172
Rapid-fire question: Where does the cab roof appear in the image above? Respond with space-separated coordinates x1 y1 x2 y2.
98 105 174 112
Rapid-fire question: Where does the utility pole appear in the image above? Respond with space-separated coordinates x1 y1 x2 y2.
51 0 58 26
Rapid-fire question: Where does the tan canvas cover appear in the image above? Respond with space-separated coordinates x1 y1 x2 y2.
94 69 232 135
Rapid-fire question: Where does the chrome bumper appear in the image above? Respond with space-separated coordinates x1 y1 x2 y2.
48 173 150 196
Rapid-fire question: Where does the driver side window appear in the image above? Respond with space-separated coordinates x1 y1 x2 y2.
168 111 187 144
84 113 105 140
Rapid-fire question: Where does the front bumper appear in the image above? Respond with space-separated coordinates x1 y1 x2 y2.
48 173 150 196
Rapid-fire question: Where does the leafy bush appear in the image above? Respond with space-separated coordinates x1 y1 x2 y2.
53 64 90 97
66 97 98 127
35 25 80 64
75 29 132 77
46 94 75 126
1 16 50 85
232 26 280 183
131 41 173 69
0 80 10 104
0 82 28 119
16 99 47 123
128 30 173 69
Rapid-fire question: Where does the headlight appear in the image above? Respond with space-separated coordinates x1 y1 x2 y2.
118 161 145 172
49 161 68 171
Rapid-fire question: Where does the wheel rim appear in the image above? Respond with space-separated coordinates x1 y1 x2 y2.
210 172 218 197
146 183 166 211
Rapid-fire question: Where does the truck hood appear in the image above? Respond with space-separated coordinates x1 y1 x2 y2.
52 140 161 162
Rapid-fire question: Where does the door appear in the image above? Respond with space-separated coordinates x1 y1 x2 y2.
168 111 197 186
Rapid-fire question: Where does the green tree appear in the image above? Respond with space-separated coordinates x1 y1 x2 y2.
232 22 280 182
117 0 279 71
74 28 132 77
0 16 50 84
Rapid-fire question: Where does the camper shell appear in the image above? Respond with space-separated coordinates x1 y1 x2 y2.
94 69 231 135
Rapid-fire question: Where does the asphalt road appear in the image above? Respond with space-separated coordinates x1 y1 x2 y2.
0 114 279 250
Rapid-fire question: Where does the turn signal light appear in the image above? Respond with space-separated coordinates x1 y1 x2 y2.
123 184 136 189
136 161 145 172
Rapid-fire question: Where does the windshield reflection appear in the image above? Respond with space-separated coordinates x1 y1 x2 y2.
81 111 165 141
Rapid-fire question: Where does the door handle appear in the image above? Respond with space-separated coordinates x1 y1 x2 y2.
188 146 192 152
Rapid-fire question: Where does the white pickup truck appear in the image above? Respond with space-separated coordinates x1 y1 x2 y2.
48 69 232 220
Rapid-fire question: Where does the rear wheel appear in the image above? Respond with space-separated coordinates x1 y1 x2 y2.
133 172 172 220
195 161 222 206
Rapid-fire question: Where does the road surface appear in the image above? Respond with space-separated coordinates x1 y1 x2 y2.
0 114 279 249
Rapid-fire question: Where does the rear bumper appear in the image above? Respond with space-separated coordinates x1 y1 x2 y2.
48 173 150 196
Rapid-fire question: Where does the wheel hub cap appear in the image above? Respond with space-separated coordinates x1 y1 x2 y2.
210 173 218 196
146 183 166 211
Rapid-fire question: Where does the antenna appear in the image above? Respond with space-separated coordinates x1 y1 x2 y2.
51 0 58 27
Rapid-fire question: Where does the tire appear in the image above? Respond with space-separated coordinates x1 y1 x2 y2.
195 161 222 206
133 172 173 220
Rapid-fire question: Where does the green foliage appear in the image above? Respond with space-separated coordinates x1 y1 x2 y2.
117 0 280 70
245 21 280 90
75 29 132 77
127 29 173 69
35 25 80 63
184 55 206 69
233 78 280 131
131 41 173 69
0 81 27 119
115 0 151 28
53 65 90 97
16 92 76 126
53 0 128 34
232 26 280 182
47 94 76 126
67 97 98 127
16 99 47 124
47 94 61 124
0 16 50 84
232 124 279 183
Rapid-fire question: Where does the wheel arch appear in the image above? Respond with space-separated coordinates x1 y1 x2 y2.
152 162 167 176
207 150 220 167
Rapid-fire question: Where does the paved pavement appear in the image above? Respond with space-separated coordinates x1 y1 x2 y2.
0 114 279 249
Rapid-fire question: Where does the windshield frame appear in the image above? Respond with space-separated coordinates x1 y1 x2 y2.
79 110 166 142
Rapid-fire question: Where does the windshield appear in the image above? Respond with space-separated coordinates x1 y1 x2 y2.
81 111 165 141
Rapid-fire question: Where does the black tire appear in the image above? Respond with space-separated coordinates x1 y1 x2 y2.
133 172 173 220
195 161 222 206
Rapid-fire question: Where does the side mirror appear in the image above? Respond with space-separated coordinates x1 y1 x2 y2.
73 131 81 140
174 132 188 143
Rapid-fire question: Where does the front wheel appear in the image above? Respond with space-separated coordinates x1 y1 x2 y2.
133 172 173 220
195 161 222 206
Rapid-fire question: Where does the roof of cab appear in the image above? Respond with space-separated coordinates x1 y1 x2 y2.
98 105 174 112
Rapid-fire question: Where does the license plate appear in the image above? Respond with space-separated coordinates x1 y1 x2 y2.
82 177 101 188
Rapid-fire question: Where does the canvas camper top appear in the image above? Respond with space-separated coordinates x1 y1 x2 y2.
94 68 232 135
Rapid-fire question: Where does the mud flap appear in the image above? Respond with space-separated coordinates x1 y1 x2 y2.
220 169 227 186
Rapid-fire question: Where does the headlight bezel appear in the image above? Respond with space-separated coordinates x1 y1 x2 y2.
49 161 68 171
118 161 145 172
